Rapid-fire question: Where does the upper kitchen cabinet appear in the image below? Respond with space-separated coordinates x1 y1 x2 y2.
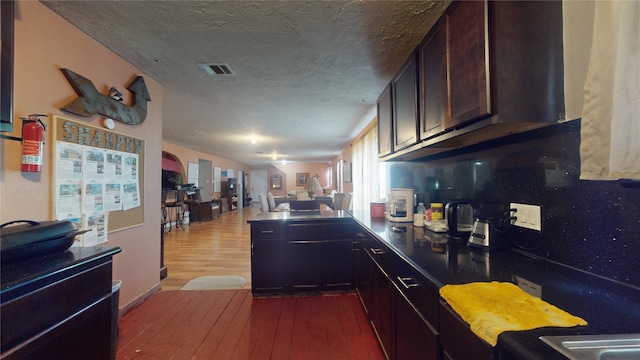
377 84 393 157
391 52 419 152
380 0 564 161
446 0 490 129
419 17 447 140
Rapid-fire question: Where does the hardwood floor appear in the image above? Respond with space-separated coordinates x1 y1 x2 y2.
117 290 383 360
118 205 384 359
161 205 261 291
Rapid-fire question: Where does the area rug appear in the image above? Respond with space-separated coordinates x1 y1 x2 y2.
180 275 247 290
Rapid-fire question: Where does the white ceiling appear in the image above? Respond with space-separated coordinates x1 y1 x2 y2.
41 1 449 166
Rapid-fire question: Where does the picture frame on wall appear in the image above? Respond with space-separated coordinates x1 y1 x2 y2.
296 173 309 186
1 0 15 133
271 175 282 189
344 162 352 183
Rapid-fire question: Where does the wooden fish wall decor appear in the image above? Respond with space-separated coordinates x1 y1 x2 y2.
60 68 151 125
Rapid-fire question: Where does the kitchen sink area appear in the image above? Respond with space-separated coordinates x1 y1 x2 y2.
540 334 640 360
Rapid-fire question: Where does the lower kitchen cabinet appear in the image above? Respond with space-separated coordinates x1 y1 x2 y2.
356 231 393 359
355 240 373 314
321 239 355 290
251 238 286 293
1 247 121 360
439 299 496 360
370 259 393 360
250 220 354 295
250 222 286 294
394 285 440 360
355 225 441 360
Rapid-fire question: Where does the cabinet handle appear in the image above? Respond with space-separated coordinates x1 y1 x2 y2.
260 230 274 234
397 276 419 289
356 233 366 238
370 248 384 255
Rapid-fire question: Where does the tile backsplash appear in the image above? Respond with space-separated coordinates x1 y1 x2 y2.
388 119 640 288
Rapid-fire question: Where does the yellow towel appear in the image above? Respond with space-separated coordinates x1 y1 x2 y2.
439 282 587 346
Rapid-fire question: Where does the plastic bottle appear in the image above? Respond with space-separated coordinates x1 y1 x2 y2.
417 202 426 214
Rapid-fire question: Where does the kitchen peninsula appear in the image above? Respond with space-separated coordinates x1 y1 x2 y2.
249 210 640 360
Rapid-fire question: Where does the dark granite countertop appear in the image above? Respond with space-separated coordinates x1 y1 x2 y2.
247 209 353 223
1 246 122 301
351 210 640 359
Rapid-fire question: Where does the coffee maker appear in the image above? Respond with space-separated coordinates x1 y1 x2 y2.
386 188 414 223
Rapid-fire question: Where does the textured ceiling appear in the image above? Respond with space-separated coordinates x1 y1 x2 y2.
41 1 449 166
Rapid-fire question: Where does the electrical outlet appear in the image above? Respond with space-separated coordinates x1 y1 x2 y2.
513 275 542 298
510 203 541 231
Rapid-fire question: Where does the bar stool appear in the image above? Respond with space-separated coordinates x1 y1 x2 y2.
161 189 170 231
165 189 186 230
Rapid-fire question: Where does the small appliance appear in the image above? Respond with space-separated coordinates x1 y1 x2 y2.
467 217 511 251
385 188 414 223
445 201 474 238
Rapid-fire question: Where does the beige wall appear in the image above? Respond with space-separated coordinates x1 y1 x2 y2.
271 162 332 193
162 141 251 198
1 1 164 312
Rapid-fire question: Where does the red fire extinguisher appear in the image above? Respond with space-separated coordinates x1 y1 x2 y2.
21 114 47 172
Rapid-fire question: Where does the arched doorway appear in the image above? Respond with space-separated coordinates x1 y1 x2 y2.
162 152 184 189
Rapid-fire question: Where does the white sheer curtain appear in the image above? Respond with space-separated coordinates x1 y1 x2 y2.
352 125 387 211
580 0 640 180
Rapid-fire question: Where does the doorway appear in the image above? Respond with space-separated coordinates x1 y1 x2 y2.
198 159 213 201
249 170 267 203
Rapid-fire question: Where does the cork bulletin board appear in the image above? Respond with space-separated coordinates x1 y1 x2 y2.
52 115 145 236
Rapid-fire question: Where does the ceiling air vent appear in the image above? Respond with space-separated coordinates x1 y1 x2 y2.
198 63 236 76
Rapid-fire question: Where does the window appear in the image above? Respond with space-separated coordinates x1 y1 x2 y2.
351 124 388 210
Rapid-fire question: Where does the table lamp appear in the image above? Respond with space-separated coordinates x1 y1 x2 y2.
305 175 322 199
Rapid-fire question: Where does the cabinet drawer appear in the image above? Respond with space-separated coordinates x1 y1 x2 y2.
251 223 285 240
391 254 440 329
1 262 112 352
288 222 354 240
357 232 390 274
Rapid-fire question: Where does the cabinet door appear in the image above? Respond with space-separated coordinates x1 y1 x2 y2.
439 300 495 360
419 17 447 140
446 0 490 128
392 52 419 152
287 241 322 291
370 260 393 360
355 240 373 315
321 239 354 290
395 287 440 360
377 84 393 157
251 239 285 293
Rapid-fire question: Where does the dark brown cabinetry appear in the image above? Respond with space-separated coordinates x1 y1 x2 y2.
446 0 491 128
377 84 393 157
394 288 439 360
287 222 354 292
391 53 419 152
250 223 286 294
419 18 447 140
379 0 564 160
390 253 440 360
250 220 355 295
1 247 121 360
355 226 442 360
356 231 393 359
440 299 496 360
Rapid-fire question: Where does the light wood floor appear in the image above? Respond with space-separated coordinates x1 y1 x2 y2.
161 205 262 290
